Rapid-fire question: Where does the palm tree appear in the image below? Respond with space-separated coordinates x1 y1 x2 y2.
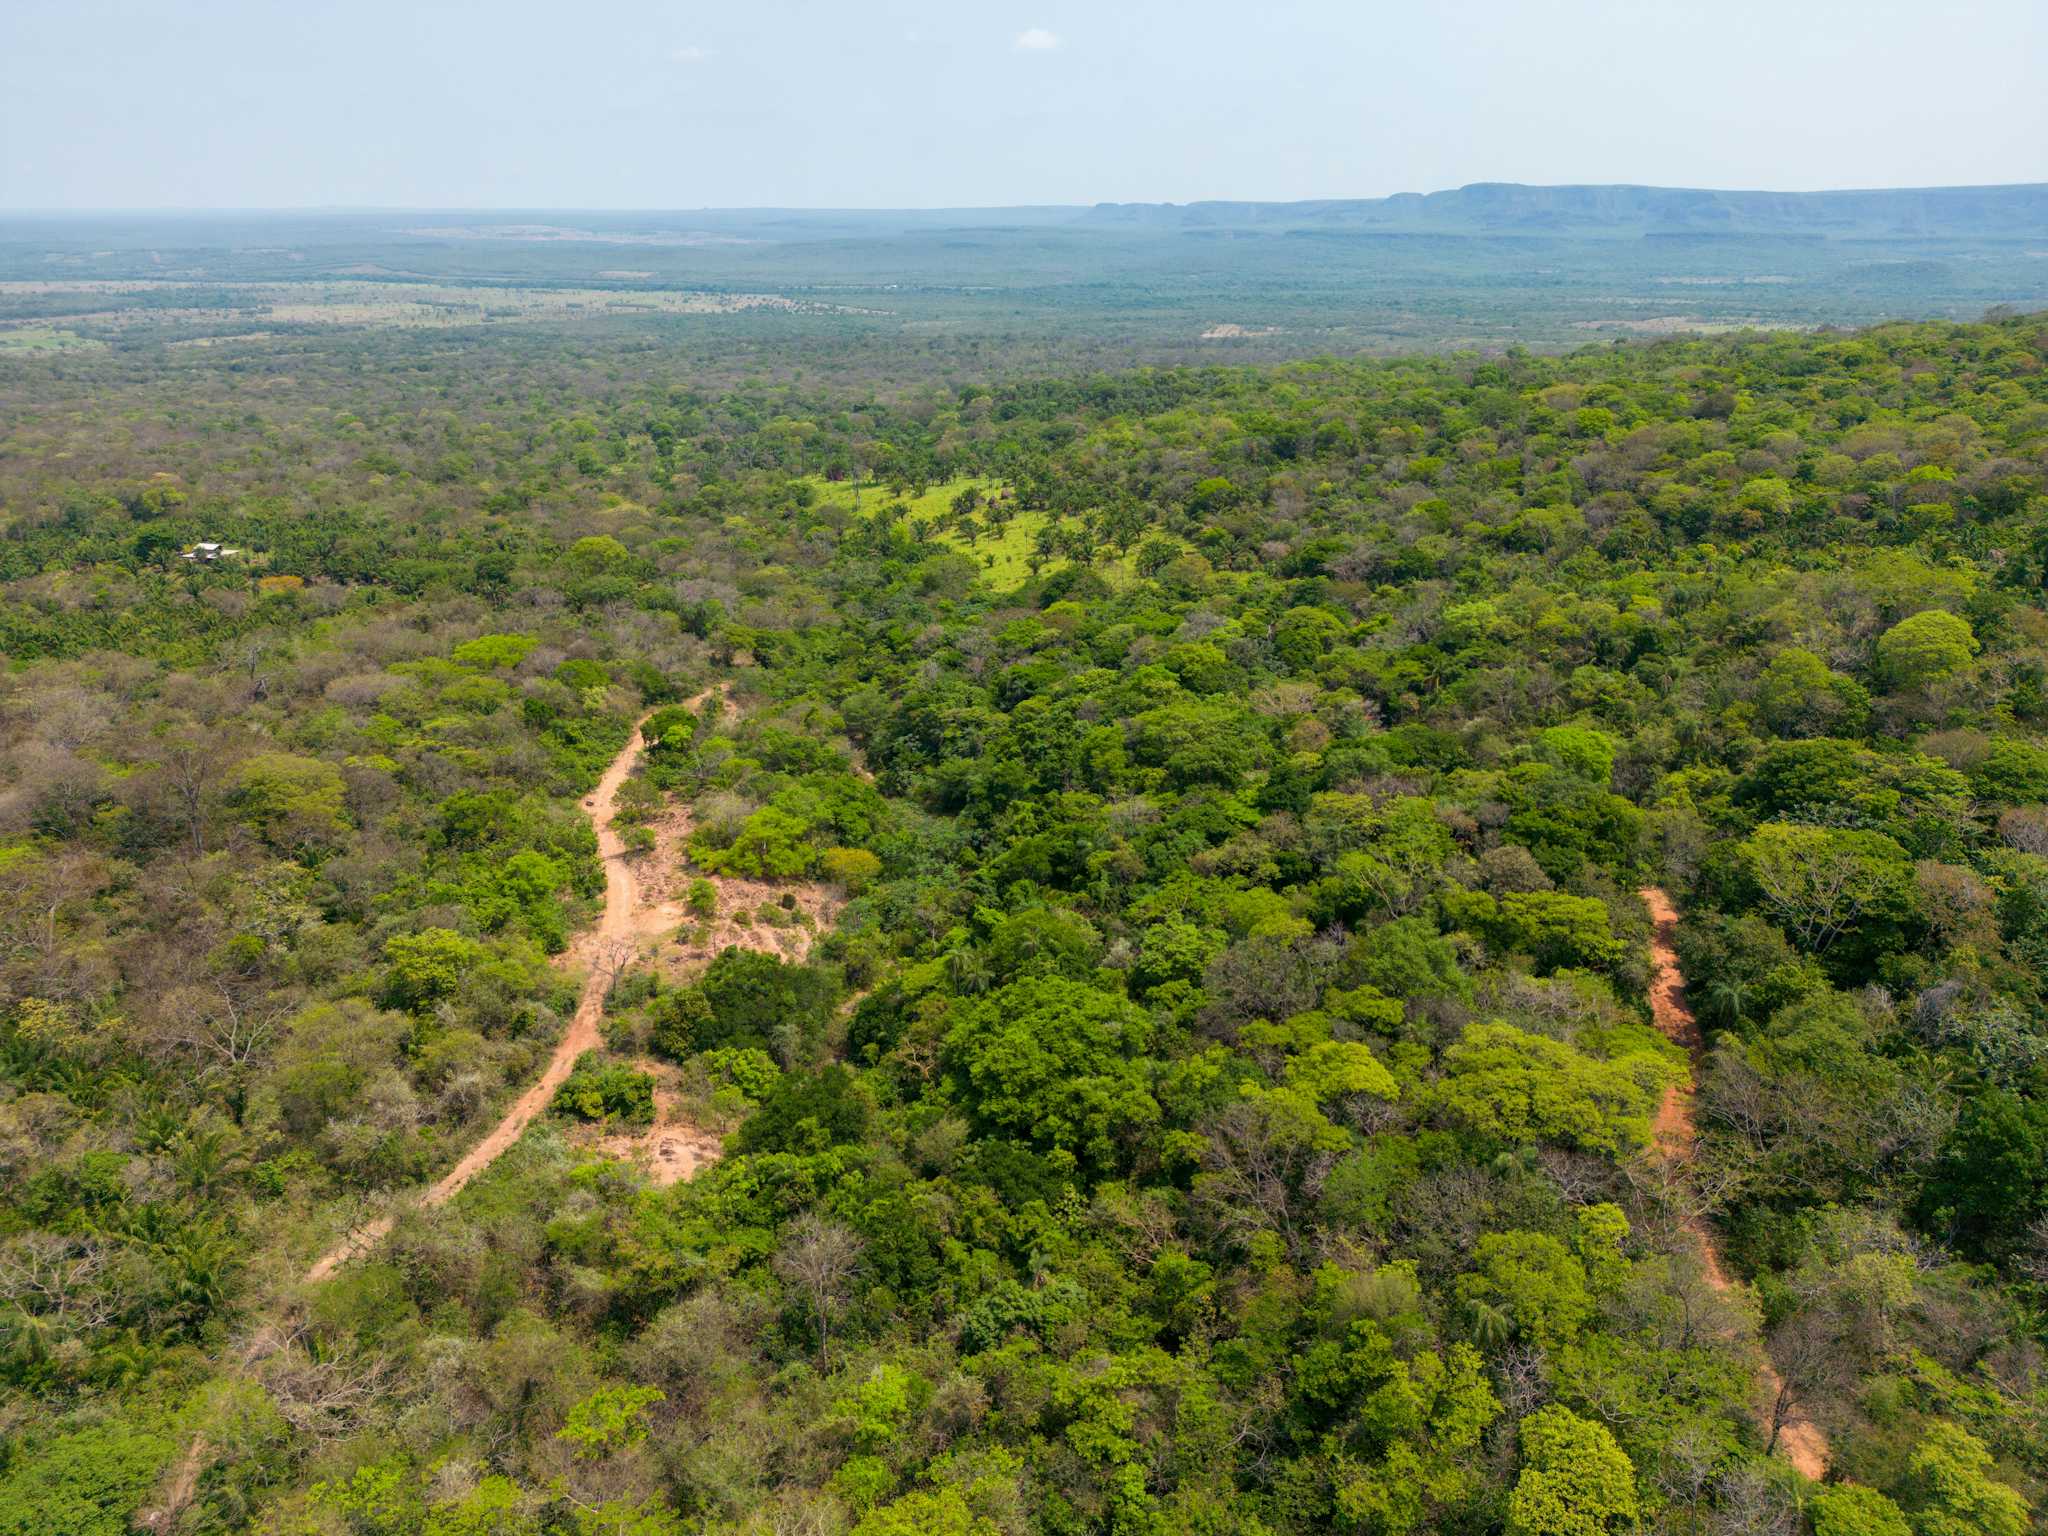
945 946 992 997
1469 1299 1514 1352
93 1329 157 1389
174 1129 238 1199
5 1309 56 1375
1705 978 1752 1030
156 1225 239 1336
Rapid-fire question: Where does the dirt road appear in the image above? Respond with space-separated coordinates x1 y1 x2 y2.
304 715 653 1281
144 721 658 1529
1640 886 1830 1480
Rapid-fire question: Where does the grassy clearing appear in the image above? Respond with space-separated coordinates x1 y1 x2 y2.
0 326 103 352
925 498 1176 590
947 508 1054 589
801 474 989 523
802 474 1193 590
805 475 1073 589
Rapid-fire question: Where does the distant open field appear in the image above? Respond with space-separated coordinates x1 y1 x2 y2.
0 324 104 352
1 196 2041 363
0 279 826 336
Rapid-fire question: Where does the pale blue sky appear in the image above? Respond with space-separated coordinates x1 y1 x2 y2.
3 0 2043 209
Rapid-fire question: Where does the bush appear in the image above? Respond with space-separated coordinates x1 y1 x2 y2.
1877 609 1978 689
552 1053 655 1122
648 988 712 1060
1811 1485 1910 1536
381 928 486 1012
820 846 883 891
943 977 1157 1177
230 751 348 852
451 632 539 669
691 948 838 1058
1505 1405 1639 1536
735 1063 869 1154
0 1420 173 1536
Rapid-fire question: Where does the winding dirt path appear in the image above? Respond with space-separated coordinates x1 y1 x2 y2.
1640 886 1830 1481
140 718 663 1530
304 714 656 1281
146 691 853 1527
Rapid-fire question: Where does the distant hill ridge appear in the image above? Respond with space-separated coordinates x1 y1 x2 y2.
1078 181 2048 237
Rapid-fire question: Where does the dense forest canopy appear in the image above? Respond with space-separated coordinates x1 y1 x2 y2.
1 308 2046 1536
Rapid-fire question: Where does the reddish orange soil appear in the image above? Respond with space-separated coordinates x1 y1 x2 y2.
146 694 829 1529
303 711 657 1280
581 1059 724 1188
1640 886 1830 1481
303 685 841 1272
629 797 840 983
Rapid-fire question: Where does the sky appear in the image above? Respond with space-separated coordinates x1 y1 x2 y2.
3 0 2044 210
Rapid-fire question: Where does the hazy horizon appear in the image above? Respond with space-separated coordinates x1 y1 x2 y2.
8 175 2048 219
5 0 2044 212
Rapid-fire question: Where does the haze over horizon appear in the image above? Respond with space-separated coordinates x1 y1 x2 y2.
8 177 2048 219
4 0 2044 212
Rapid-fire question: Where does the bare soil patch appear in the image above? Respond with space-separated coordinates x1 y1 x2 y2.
306 687 841 1277
573 1059 724 1188
150 695 843 1528
0 279 850 336
1571 315 1800 334
631 799 841 983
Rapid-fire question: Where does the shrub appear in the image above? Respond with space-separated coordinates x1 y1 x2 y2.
820 846 882 891
0 1420 173 1536
553 1053 655 1123
452 632 539 669
693 948 839 1058
736 1063 869 1154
